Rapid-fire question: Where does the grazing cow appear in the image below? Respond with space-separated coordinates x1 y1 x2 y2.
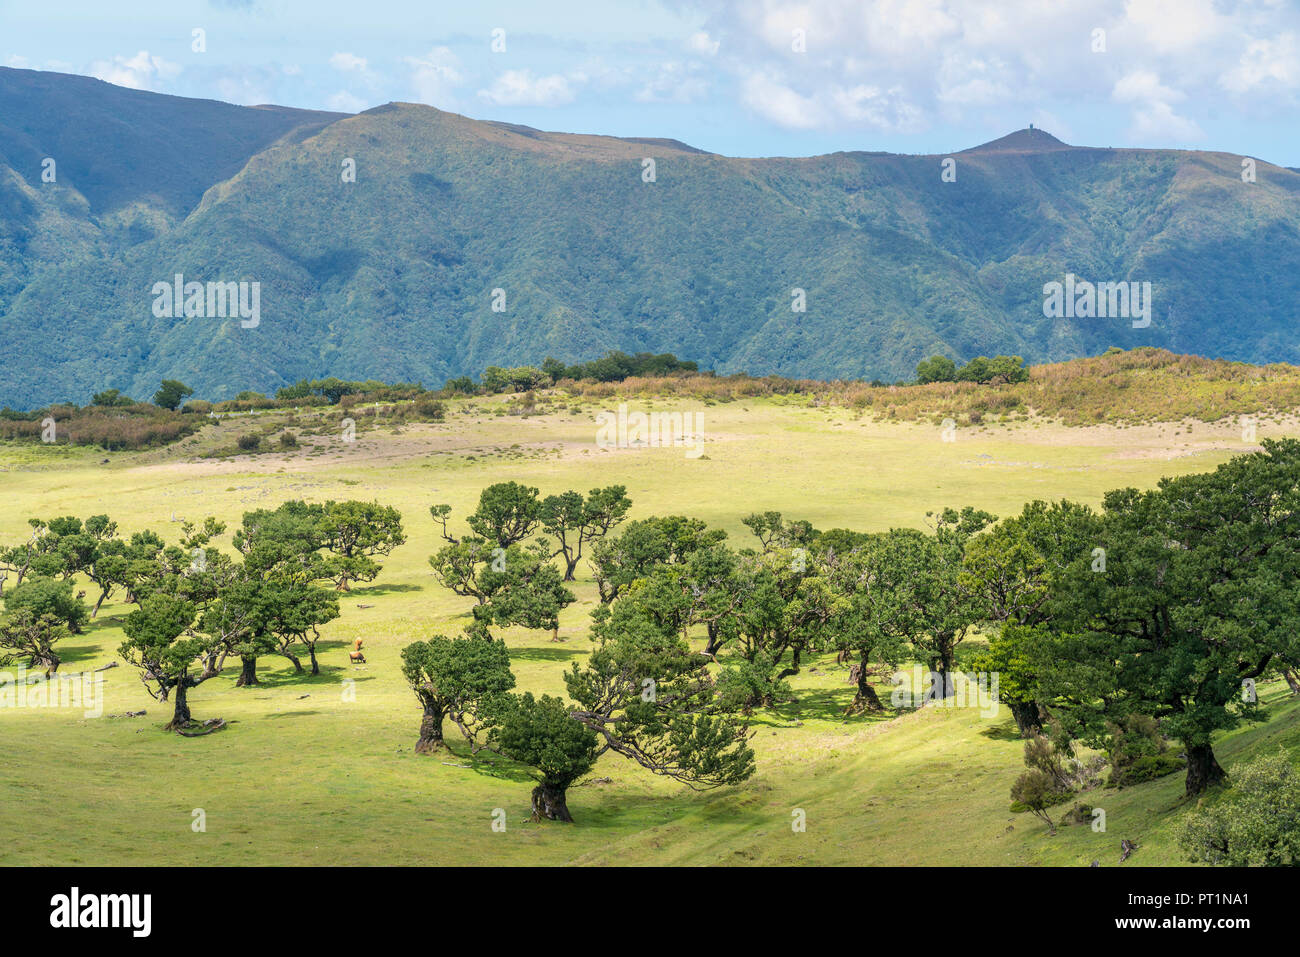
349 638 366 664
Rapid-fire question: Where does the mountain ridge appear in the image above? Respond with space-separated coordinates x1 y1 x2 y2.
1 68 1298 407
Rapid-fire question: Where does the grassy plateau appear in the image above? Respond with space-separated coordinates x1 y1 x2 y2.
2 375 1298 866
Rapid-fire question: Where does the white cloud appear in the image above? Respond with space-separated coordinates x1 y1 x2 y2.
741 72 824 128
1127 100 1204 142
740 69 922 132
1112 70 1184 104
936 54 1011 106
665 0 1300 143
405 47 464 107
89 51 180 90
478 69 580 107
1122 0 1225 55
1112 70 1201 143
686 31 720 56
330 52 369 73
1221 34 1300 93
637 61 709 103
327 90 368 113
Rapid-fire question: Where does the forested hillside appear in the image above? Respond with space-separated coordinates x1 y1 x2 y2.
2 67 1299 407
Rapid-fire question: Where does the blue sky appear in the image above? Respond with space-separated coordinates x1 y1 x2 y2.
4 0 1300 164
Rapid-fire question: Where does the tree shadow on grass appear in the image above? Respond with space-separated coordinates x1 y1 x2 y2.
77 617 123 636
44 639 109 669
232 666 376 691
508 646 584 662
979 720 1025 742
424 744 536 785
567 783 768 835
348 582 422 597
755 687 900 728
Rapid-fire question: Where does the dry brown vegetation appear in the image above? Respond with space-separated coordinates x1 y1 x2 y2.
565 348 1300 427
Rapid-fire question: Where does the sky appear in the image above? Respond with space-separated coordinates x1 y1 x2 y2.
3 0 1300 164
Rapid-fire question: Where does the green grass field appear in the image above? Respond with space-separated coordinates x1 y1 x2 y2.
2 394 1297 865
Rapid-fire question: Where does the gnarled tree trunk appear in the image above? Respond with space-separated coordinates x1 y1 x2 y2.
928 665 955 701
531 782 573 822
235 656 259 687
414 699 446 753
1009 698 1044 736
1185 743 1225 795
846 659 884 714
165 683 192 731
704 622 723 657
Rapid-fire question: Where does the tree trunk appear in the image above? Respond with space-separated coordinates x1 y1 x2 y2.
414 699 446 753
704 622 722 657
92 588 109 618
775 648 802 684
1185 743 1226 795
531 782 573 822
165 683 191 731
308 645 320 676
235 655 259 687
846 659 884 714
35 652 60 677
929 649 956 701
1283 669 1300 695
1009 698 1043 736
551 625 560 642
282 651 304 673
201 651 221 680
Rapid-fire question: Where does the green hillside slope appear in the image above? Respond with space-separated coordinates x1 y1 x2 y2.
2 70 1299 407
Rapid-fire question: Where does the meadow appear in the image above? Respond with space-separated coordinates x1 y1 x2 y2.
2 390 1297 866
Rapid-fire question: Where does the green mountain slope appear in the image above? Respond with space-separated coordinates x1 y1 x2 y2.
1 69 1298 407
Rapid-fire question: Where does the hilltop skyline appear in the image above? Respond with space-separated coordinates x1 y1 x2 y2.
3 0 1300 165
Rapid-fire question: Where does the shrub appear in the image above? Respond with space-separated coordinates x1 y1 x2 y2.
443 376 478 395
1113 753 1185 786
278 431 298 449
916 355 957 384
236 433 262 451
1106 714 1182 787
1011 769 1065 832
1058 802 1095 827
411 398 446 421
4 577 89 634
1178 752 1300 865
